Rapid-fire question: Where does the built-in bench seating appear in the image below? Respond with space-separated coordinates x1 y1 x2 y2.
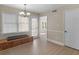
0 35 33 51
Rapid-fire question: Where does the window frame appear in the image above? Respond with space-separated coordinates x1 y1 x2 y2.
2 13 29 34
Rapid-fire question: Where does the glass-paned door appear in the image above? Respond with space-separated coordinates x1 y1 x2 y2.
31 16 38 38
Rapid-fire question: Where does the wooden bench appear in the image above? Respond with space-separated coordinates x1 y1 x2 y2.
0 35 33 51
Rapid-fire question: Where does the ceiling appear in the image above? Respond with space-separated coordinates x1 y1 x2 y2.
3 4 68 13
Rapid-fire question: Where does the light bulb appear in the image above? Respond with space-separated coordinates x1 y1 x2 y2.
27 12 31 16
19 11 25 15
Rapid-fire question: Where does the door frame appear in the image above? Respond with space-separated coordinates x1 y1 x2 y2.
39 16 48 39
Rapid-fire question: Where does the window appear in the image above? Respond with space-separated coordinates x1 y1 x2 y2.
18 16 29 32
2 13 17 33
2 13 29 33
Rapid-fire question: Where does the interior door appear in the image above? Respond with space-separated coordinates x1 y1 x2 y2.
65 10 79 50
70 11 79 50
65 11 72 47
31 16 38 38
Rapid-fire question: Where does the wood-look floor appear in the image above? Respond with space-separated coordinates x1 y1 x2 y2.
0 38 79 55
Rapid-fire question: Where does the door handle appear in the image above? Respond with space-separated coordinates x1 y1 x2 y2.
64 30 67 32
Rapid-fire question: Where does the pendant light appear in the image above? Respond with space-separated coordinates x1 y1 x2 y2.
19 4 31 17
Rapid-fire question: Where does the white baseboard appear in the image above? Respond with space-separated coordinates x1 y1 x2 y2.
47 39 64 46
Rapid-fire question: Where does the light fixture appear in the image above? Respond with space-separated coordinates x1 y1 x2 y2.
19 4 31 17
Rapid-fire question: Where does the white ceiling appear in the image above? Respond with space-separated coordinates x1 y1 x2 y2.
3 4 68 13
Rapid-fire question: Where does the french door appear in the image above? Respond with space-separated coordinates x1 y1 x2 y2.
31 16 38 38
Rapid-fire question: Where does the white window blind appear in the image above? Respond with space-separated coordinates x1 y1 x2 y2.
2 13 29 33
2 13 17 33
18 16 29 32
